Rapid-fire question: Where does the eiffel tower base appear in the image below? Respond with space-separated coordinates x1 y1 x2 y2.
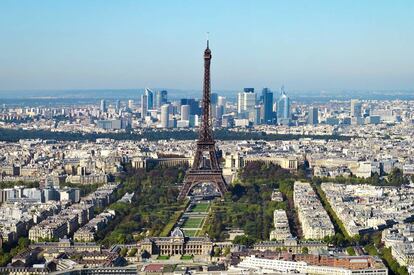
178 170 227 200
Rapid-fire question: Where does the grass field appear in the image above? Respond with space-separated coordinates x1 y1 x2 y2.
180 255 194 260
157 255 170 260
182 230 198 237
189 203 210 213
181 217 203 228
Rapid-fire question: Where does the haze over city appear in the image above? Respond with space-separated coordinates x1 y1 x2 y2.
1 0 413 91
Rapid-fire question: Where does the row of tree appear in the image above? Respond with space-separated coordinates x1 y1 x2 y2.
313 168 411 187
0 128 351 143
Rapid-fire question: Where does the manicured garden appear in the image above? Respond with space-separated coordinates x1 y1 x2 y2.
180 255 194 260
189 203 210 213
182 230 198 237
181 217 203 228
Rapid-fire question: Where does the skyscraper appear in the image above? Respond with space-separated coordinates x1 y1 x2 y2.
237 88 256 117
215 104 224 123
249 106 261 125
161 90 168 104
308 106 319 125
115 100 121 112
160 104 170 128
100 99 107 113
154 92 161 109
350 99 364 125
261 88 274 124
141 94 148 117
211 93 218 105
156 90 168 108
128 99 134 110
154 90 168 109
144 88 154 109
277 86 291 125
181 104 190 121
181 98 201 115
351 99 362 118
217 96 226 108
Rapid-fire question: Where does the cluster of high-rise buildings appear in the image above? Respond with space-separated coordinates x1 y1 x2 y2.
236 86 291 126
96 86 294 129
2 88 413 134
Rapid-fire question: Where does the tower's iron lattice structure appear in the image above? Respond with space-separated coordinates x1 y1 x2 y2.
178 41 228 200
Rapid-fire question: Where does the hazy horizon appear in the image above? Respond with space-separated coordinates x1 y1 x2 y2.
1 88 413 106
1 0 413 91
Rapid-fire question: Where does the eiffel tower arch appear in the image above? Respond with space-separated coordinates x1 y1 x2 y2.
178 41 227 200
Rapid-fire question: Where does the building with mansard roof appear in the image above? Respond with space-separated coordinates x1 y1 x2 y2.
138 227 213 256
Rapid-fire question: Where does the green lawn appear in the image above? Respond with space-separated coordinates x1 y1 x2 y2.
182 217 203 228
189 203 210 213
157 255 170 260
180 255 194 260
182 230 198 237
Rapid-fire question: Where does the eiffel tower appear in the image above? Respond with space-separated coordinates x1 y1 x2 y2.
178 40 227 200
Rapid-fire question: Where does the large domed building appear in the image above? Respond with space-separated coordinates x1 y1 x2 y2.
138 227 213 257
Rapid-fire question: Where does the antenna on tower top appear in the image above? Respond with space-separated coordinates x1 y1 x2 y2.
206 32 210 48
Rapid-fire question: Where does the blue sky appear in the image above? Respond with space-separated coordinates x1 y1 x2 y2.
0 0 413 91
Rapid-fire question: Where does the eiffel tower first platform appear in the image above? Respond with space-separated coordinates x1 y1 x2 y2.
177 41 228 200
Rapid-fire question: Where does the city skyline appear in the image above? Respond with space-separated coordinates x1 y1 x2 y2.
2 2 414 274
1 0 414 91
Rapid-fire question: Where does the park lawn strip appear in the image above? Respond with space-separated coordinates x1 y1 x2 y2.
182 217 203 228
182 230 198 237
190 203 210 212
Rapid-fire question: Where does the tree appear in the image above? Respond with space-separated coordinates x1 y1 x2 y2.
351 234 361 245
128 248 138 257
369 173 381 185
346 247 356 256
120 247 128 257
372 232 382 247
213 247 221 257
17 238 30 249
388 168 409 186
232 235 256 248
223 247 230 256
331 233 346 246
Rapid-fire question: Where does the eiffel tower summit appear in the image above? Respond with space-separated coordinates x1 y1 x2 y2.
177 40 228 200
